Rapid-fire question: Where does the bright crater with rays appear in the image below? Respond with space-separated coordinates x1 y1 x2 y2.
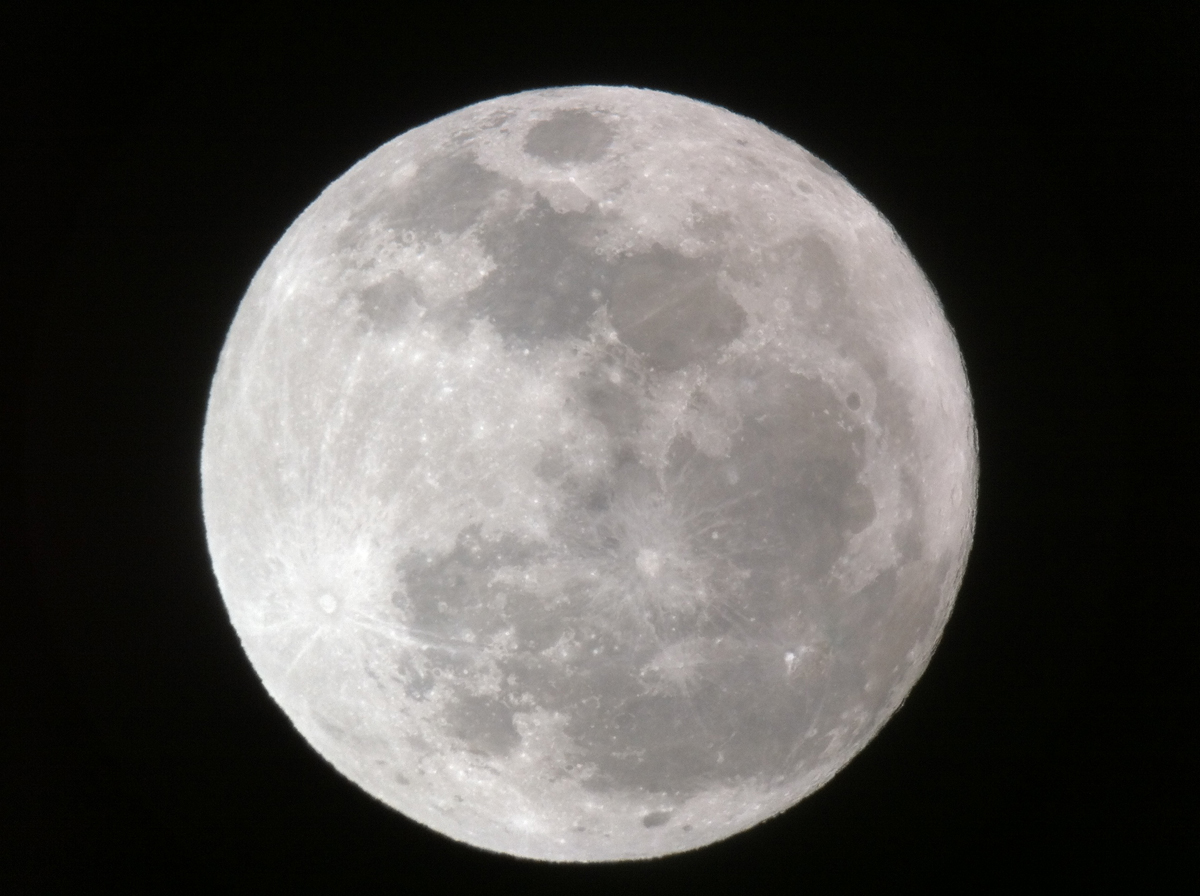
201 86 977 861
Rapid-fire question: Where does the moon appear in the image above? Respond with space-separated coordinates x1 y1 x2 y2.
201 86 977 862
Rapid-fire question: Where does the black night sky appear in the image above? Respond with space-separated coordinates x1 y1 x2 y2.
5 8 1194 891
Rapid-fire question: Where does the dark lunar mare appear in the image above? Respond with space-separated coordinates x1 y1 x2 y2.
344 147 749 363
390 347 896 802
523 109 617 165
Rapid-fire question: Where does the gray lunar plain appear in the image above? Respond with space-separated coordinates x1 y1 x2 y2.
201 86 977 861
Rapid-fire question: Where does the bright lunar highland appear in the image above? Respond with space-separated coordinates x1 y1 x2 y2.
201 86 977 861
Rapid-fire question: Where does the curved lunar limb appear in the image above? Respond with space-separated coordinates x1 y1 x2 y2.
201 86 977 861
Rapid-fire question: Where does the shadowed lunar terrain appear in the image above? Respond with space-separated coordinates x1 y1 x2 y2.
201 87 976 860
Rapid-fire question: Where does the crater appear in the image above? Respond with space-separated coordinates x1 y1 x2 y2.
636 548 663 578
524 109 615 165
642 810 672 828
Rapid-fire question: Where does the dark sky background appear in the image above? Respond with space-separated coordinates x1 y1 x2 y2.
6 8 1194 891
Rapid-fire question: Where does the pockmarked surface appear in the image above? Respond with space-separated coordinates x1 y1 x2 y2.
201 87 977 861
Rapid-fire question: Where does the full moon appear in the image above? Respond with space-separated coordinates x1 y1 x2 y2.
201 86 977 861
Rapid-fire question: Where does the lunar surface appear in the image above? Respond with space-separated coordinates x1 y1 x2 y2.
201 86 977 861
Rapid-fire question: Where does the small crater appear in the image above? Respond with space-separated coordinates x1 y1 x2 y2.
318 593 338 614
845 391 861 410
642 810 672 828
524 109 615 165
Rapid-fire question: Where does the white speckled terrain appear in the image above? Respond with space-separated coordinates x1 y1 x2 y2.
201 86 977 861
